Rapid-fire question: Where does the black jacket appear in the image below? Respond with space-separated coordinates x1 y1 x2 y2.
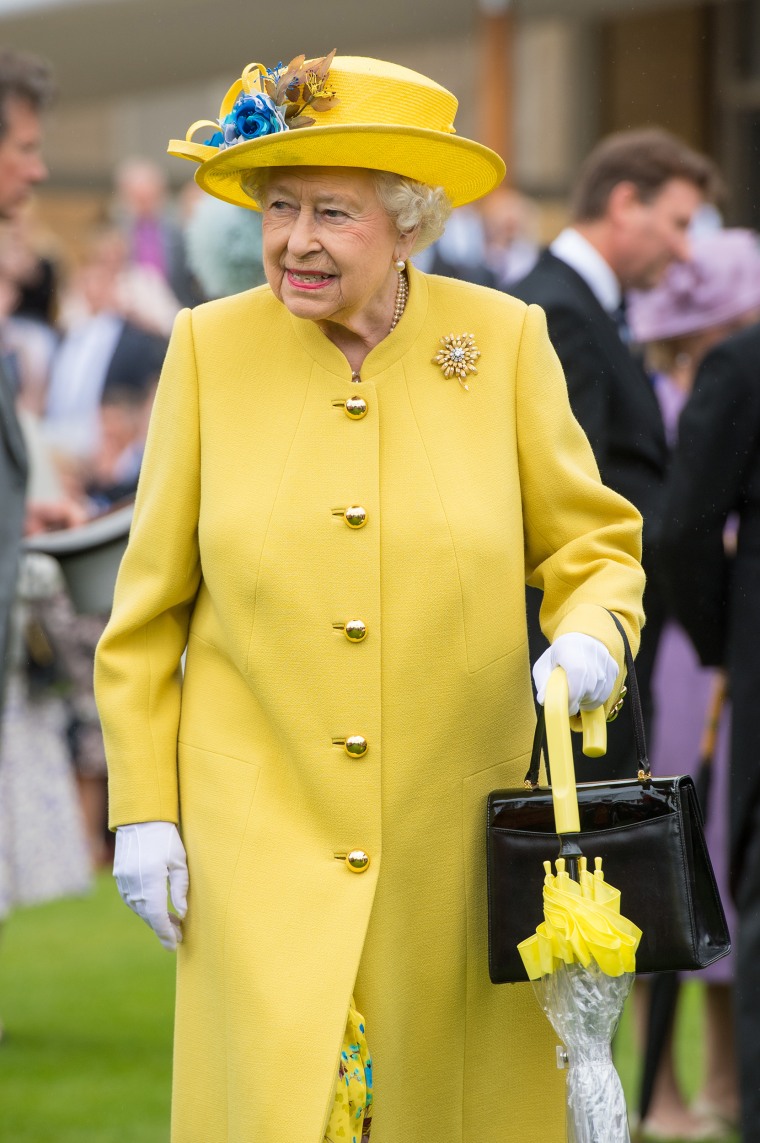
661 321 760 878
511 250 668 563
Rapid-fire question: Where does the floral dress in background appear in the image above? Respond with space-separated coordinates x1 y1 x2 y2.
0 672 92 919
0 558 92 921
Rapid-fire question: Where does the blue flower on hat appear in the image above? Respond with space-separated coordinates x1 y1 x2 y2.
227 92 287 143
196 52 338 150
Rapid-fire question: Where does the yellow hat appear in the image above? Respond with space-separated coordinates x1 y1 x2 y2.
169 53 505 210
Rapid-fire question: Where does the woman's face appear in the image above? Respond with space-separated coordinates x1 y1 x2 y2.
260 167 410 330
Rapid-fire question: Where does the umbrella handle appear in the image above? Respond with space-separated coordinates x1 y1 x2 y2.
544 668 581 835
581 705 607 758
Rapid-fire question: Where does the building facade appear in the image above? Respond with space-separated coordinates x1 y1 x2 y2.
1 0 757 246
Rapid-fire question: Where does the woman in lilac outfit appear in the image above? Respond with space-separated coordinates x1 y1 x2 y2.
628 228 760 1141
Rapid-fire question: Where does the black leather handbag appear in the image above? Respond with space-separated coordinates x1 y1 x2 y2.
486 614 731 984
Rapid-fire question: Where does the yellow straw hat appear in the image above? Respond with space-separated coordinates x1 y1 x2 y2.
169 53 505 210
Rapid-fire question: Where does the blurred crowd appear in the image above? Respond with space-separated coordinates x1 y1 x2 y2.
0 160 267 942
3 45 760 1143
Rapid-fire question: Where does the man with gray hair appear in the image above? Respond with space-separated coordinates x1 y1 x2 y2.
0 49 54 703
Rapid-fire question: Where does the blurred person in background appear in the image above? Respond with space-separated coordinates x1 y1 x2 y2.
183 193 267 301
480 186 539 288
0 551 92 950
660 282 760 1143
0 205 59 328
0 47 94 1044
0 47 54 708
113 156 199 310
626 228 760 1141
411 188 539 290
511 128 719 782
60 222 179 340
45 224 167 486
411 203 497 285
0 259 53 418
85 385 154 510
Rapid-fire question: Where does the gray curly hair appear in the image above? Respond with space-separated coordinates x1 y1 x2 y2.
241 168 451 254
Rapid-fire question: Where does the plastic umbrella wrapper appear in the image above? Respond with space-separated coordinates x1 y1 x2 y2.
517 668 642 1143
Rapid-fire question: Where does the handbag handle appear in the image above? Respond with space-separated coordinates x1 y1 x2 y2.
524 610 651 787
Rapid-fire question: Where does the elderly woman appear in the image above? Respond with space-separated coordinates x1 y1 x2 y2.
95 54 645 1143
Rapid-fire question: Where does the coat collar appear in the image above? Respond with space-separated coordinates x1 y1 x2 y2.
287 262 430 381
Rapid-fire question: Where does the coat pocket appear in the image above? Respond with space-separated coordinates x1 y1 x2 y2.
177 741 262 939
446 496 527 674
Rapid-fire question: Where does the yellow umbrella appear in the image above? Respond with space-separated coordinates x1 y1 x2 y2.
517 668 642 1143
518 855 641 981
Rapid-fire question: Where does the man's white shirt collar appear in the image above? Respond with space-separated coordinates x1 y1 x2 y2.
550 228 621 314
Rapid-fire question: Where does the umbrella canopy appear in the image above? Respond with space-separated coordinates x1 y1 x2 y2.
518 854 640 980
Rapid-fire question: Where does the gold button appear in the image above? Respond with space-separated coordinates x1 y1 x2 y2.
345 735 368 758
344 396 368 420
346 849 370 873
344 505 367 529
344 619 367 642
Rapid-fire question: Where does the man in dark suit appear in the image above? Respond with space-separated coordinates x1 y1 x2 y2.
661 322 760 1141
511 128 718 779
0 50 54 703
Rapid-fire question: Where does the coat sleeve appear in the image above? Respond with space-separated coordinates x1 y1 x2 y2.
515 304 646 710
661 340 760 666
94 308 201 828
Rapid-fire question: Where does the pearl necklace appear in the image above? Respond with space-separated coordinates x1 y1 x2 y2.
389 268 408 333
351 269 408 383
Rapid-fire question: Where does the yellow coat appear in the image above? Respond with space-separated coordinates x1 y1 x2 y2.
95 266 644 1143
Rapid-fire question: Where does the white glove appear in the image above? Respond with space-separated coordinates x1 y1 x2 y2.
113 821 189 951
532 632 618 716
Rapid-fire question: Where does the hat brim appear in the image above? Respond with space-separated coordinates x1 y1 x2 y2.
170 124 505 210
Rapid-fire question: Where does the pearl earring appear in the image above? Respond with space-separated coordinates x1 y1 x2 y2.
395 259 405 272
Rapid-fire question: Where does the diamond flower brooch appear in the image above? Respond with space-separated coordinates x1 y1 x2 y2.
432 332 480 390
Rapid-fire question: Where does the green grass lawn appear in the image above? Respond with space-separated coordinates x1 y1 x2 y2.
617 981 704 1126
0 874 738 1142
0 872 175 1143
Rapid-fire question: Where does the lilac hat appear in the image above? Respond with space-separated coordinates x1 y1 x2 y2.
628 228 760 341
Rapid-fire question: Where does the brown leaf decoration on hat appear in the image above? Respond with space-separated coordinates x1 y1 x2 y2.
308 96 337 112
309 48 336 82
287 115 316 129
276 56 307 101
268 49 338 129
282 83 302 105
